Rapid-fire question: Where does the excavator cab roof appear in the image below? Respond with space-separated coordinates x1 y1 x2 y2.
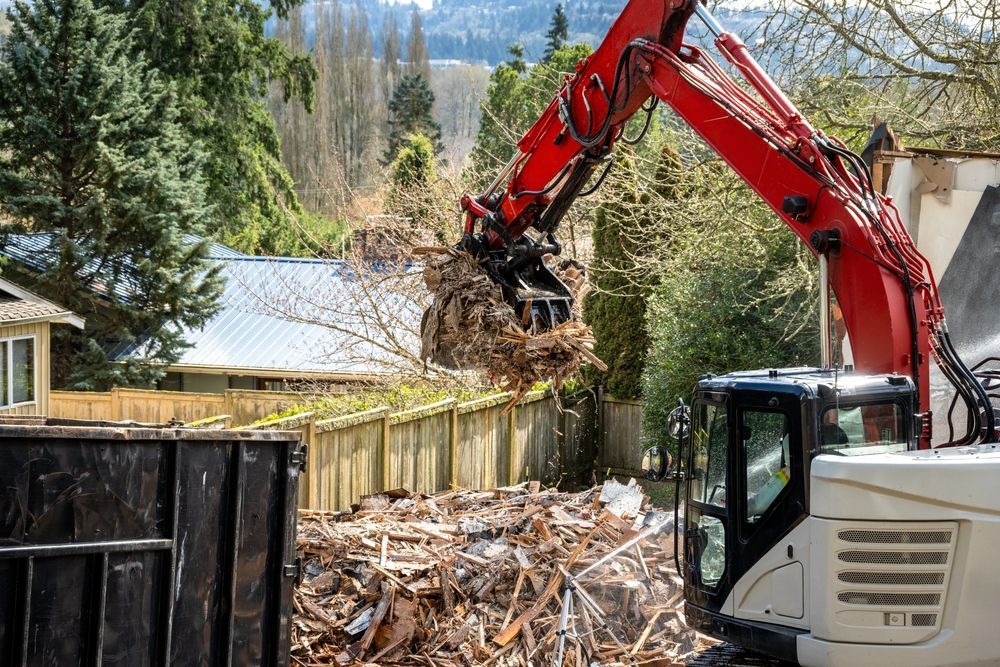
695 367 916 404
693 367 919 455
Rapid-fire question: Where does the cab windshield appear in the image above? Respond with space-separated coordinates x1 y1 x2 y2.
820 402 909 455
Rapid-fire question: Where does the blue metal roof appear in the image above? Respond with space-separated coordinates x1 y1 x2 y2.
1 233 246 300
3 233 420 376
151 256 422 376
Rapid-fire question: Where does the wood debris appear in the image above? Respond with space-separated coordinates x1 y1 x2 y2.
291 483 715 666
418 248 606 407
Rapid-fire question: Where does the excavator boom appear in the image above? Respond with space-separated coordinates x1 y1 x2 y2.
450 4 1000 664
457 0 995 447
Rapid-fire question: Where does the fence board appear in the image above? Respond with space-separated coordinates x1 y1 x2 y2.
226 390 303 427
514 394 560 486
49 391 115 422
561 393 599 482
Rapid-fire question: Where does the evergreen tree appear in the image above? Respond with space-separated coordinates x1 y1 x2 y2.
406 10 431 81
96 0 316 255
0 0 222 390
506 44 527 74
470 43 592 182
386 134 441 237
543 3 569 61
585 158 648 400
384 74 444 162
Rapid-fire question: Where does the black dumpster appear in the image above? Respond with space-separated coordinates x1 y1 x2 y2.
0 417 305 666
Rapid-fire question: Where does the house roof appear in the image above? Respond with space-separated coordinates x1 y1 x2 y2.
2 233 422 378
140 255 421 378
1 233 246 300
0 277 84 329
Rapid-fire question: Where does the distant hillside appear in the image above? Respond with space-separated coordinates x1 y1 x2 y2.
420 1 767 64
284 1 770 66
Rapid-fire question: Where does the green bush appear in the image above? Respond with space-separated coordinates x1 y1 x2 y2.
640 163 818 450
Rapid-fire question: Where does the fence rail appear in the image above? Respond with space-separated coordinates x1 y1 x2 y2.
250 390 600 511
50 388 303 426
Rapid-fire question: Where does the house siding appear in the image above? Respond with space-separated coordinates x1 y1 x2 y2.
0 320 50 415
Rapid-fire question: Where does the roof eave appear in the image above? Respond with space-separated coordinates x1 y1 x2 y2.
164 362 396 382
0 311 86 329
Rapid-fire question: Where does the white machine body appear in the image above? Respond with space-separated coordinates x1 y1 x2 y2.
719 444 1000 666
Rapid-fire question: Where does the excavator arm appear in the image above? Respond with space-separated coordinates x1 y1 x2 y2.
457 0 995 447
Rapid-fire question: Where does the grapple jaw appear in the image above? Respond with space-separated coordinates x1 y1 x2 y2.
459 226 575 332
484 254 573 331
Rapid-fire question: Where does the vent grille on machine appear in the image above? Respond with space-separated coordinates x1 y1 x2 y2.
838 571 945 586
837 592 941 606
831 523 957 635
838 530 953 545
838 550 949 565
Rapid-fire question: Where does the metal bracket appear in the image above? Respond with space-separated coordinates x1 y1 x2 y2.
283 558 302 585
290 444 308 473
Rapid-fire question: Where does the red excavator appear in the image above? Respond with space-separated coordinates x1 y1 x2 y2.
450 1 1000 665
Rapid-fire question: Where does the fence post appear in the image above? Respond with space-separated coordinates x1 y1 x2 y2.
111 387 121 422
449 404 459 490
304 416 317 509
382 410 391 492
596 385 605 472
507 404 517 486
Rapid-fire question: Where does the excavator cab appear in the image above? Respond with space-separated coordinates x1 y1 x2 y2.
680 368 916 662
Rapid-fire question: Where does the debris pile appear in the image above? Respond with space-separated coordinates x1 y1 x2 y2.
418 248 606 405
291 482 713 667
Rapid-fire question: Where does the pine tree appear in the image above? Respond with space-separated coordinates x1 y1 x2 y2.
0 0 222 390
406 10 430 81
543 3 569 61
506 44 527 74
96 0 316 256
384 74 444 162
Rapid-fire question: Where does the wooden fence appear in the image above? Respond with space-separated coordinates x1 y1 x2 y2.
50 387 303 427
48 385 648 510
250 390 599 511
599 396 646 474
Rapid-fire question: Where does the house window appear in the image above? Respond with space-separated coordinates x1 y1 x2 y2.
0 336 35 408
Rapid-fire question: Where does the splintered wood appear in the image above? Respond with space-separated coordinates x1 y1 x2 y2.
291 483 713 667
418 249 606 407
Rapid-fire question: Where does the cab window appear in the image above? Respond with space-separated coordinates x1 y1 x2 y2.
691 402 728 507
820 402 908 455
742 409 791 524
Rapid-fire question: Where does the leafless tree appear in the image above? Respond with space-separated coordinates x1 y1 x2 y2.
431 65 491 162
759 0 1000 149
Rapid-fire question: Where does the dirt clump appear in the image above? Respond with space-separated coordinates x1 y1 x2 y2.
418 248 605 406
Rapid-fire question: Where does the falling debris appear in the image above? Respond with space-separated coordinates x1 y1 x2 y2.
418 248 606 407
291 483 715 666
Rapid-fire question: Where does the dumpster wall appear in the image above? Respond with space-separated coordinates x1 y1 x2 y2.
0 419 304 666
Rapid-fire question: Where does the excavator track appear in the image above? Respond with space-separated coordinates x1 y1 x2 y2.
687 645 793 666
